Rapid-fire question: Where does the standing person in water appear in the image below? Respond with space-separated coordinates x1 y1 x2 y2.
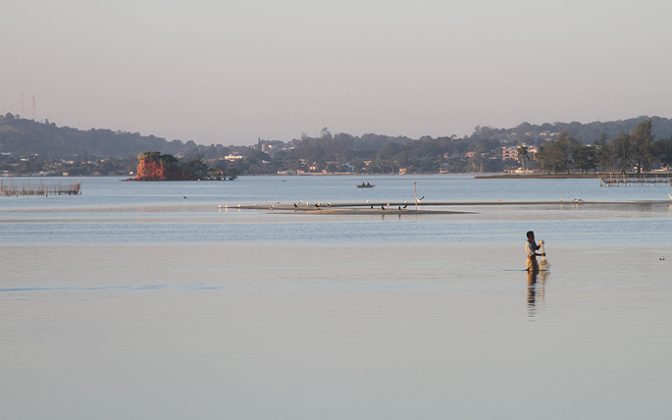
525 231 545 272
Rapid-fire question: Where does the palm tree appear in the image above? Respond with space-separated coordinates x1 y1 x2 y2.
517 144 530 172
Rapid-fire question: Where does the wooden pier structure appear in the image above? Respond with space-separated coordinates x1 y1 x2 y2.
599 173 671 187
0 180 81 197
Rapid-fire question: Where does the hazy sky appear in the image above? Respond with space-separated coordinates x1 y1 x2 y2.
2 0 671 145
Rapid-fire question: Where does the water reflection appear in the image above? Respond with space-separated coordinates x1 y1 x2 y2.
526 268 549 318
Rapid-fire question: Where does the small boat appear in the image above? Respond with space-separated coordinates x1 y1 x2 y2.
357 182 374 188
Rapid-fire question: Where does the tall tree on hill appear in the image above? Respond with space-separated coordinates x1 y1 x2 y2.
573 145 599 173
320 127 333 140
594 135 614 172
468 139 495 173
630 120 655 174
654 137 672 169
612 133 633 174
537 133 579 173
468 153 485 173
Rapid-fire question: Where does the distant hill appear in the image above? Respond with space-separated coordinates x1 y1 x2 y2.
2 112 671 161
0 113 197 158
469 116 672 145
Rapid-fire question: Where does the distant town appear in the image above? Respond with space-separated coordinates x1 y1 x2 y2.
1 113 671 177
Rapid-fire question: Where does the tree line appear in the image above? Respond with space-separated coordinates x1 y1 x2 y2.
2 113 672 176
247 121 672 175
535 120 672 174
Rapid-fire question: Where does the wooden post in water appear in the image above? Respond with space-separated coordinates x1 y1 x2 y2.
413 182 418 210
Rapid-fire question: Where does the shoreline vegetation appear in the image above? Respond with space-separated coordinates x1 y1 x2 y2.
2 167 670 181
4 172 670 182
2 115 672 178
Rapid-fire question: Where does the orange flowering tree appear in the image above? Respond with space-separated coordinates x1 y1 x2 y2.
135 152 178 180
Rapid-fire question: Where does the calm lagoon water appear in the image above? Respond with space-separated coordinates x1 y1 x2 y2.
1 175 671 246
1 175 671 419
